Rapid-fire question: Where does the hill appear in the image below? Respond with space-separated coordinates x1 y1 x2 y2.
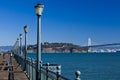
27 42 88 53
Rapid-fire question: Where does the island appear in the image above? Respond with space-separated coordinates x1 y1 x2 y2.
27 42 88 53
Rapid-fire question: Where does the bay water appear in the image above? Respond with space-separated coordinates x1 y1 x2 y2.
27 52 120 80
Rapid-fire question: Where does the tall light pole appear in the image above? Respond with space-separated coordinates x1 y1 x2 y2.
19 34 22 56
35 3 44 80
17 38 19 55
23 25 28 71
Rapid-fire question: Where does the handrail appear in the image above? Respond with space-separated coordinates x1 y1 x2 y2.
14 54 70 80
12 40 81 80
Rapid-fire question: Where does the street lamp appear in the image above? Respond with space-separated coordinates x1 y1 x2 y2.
17 38 19 55
23 25 28 71
35 3 44 80
19 34 22 56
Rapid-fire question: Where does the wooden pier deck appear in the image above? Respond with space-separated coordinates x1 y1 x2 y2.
0 53 29 80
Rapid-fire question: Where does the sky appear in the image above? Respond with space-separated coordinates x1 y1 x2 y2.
0 0 120 46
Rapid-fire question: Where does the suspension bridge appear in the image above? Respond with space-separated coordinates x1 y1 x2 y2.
81 38 120 52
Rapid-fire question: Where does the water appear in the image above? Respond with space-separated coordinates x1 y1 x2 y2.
27 53 120 80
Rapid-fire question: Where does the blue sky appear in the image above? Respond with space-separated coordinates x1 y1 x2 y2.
0 0 120 46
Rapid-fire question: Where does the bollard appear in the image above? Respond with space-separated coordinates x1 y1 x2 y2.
75 71 81 80
57 66 61 75
56 66 61 80
46 63 49 80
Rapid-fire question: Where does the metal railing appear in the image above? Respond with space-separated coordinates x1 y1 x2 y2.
14 54 71 80
12 36 81 80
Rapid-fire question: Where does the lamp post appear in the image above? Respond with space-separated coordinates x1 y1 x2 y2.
23 25 28 71
34 3 44 80
16 38 19 55
19 34 22 56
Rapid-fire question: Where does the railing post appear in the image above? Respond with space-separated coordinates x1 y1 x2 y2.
30 58 32 80
56 66 61 80
39 61 42 80
26 58 28 76
29 58 31 78
19 34 22 56
32 59 36 80
31 58 33 80
27 58 29 78
46 63 49 80
22 57 24 70
75 71 81 80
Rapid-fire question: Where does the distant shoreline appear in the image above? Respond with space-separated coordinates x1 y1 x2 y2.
27 52 119 54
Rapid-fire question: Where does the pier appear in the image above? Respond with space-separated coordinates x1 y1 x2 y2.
0 2 81 80
0 42 82 80
0 52 81 80
0 53 29 80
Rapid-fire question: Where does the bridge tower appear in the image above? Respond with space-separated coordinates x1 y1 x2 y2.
88 38 92 52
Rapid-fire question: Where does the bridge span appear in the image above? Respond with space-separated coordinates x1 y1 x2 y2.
82 42 120 48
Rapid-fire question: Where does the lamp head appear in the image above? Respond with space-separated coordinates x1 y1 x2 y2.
19 34 22 39
35 3 44 16
24 25 28 33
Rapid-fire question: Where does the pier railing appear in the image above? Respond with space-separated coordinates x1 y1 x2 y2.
14 54 70 80
12 40 81 80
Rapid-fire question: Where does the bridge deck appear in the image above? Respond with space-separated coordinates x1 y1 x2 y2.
0 53 29 80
